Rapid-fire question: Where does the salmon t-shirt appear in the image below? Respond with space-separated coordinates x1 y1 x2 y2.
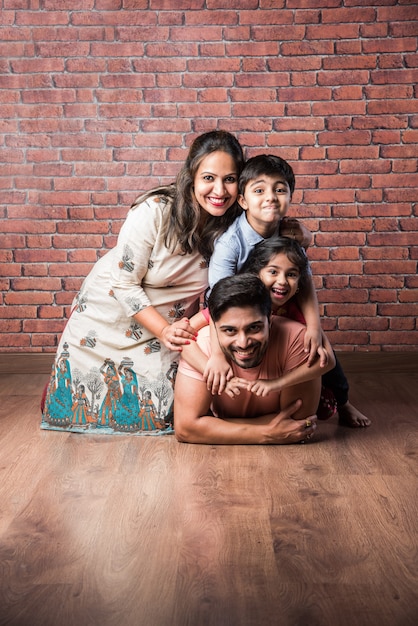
178 316 308 419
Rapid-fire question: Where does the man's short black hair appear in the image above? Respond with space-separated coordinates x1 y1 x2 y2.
208 274 272 323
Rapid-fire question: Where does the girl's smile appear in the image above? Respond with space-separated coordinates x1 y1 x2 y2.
258 252 300 310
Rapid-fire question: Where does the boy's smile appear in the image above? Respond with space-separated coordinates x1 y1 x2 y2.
238 174 292 238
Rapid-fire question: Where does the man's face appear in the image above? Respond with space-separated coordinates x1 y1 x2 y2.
214 306 270 369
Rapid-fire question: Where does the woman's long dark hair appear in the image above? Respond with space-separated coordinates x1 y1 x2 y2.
131 131 245 259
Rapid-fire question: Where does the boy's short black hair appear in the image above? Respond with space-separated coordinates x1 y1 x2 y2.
239 154 295 196
208 274 271 323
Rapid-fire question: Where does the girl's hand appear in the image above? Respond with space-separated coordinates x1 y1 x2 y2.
304 327 329 367
160 317 197 352
248 379 279 397
204 354 233 395
224 377 251 398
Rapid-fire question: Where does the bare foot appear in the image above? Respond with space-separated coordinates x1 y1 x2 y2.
338 402 371 428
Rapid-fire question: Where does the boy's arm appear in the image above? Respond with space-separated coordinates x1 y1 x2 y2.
208 238 239 291
280 217 312 249
181 318 233 395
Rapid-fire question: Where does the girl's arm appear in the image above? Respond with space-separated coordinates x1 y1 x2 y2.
241 330 336 397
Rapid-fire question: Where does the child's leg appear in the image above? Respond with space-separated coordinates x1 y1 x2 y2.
322 353 371 428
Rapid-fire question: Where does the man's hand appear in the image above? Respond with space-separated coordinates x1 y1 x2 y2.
263 400 317 444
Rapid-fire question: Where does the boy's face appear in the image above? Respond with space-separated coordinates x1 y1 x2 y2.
238 174 292 237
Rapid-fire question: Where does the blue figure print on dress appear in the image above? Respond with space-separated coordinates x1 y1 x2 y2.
43 342 176 434
46 344 73 425
112 359 141 431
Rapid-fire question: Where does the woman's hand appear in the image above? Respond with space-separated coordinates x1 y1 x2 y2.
160 317 197 352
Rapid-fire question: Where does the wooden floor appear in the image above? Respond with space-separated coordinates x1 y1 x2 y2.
0 354 417 626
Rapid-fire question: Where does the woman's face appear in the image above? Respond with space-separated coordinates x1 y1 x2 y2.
258 252 300 310
193 150 239 218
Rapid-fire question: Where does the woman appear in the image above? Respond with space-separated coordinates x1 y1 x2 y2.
42 130 245 435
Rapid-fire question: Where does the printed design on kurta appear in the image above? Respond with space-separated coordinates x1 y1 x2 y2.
144 339 161 355
75 290 88 313
125 320 143 341
168 301 186 320
118 244 135 272
125 296 148 314
80 330 98 348
42 345 173 433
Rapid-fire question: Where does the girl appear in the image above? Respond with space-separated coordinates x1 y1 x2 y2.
242 237 371 427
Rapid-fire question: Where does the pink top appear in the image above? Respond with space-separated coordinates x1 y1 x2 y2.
178 316 307 419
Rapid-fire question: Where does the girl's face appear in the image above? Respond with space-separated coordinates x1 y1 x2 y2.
193 150 239 218
258 251 300 311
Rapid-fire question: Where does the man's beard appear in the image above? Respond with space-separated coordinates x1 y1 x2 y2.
224 341 268 369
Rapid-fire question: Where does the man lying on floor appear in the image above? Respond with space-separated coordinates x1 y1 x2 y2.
174 274 335 445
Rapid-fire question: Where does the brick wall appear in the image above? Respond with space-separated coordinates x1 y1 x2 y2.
1 0 417 353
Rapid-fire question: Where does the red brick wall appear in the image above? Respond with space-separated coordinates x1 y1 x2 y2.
1 1 417 353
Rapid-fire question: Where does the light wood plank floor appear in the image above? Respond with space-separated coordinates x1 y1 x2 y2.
0 354 417 626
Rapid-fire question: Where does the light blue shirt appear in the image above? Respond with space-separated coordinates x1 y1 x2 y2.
208 212 276 291
208 212 310 296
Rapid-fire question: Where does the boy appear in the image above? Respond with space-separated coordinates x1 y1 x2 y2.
208 154 322 363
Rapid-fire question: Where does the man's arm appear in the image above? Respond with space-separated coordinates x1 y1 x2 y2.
173 370 316 445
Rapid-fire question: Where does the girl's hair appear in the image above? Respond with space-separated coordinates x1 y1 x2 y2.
241 236 309 294
238 154 295 196
132 131 245 259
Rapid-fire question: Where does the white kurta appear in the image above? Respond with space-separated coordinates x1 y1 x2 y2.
42 195 208 435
